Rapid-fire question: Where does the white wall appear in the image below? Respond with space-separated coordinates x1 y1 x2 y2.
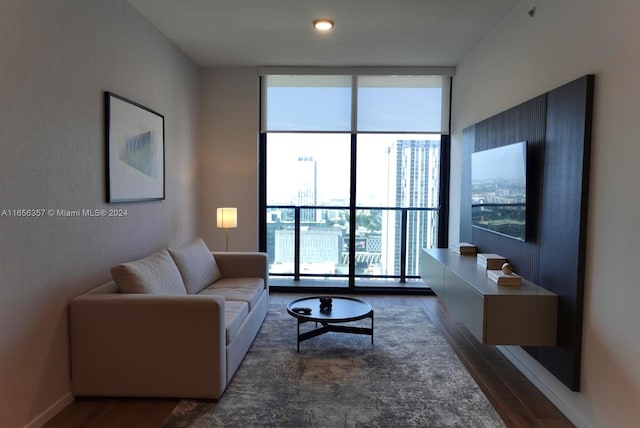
450 0 640 426
0 1 199 427
197 68 260 252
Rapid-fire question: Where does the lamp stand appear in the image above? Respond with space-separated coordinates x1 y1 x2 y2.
225 228 230 252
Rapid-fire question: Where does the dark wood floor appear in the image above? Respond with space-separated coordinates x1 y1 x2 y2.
45 293 574 428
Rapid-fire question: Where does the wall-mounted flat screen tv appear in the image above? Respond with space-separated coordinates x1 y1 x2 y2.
471 141 527 241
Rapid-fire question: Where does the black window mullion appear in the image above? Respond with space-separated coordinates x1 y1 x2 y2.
348 133 357 289
258 133 267 252
438 134 450 248
400 209 408 282
294 207 301 281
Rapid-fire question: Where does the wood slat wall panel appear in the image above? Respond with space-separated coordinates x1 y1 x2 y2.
536 75 594 390
459 76 593 391
467 95 546 283
460 125 474 241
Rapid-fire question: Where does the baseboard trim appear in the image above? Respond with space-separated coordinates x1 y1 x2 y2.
24 391 73 428
497 345 591 428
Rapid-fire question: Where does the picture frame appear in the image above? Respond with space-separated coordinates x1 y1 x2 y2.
105 91 165 203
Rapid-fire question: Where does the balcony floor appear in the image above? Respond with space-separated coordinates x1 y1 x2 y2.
268 276 430 289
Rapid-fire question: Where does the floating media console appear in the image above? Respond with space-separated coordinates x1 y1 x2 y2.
421 248 557 346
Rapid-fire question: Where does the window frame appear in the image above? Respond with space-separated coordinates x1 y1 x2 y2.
258 68 452 292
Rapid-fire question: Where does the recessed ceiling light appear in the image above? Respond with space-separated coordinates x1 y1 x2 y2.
313 19 334 31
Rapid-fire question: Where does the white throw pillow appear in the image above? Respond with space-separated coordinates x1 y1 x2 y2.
111 249 187 295
168 238 222 294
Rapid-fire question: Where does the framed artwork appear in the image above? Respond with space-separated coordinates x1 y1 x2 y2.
105 91 165 203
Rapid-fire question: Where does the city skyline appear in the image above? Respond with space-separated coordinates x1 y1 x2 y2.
266 135 441 278
267 133 442 207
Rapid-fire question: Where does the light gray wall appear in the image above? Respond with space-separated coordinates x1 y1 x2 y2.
0 1 199 426
451 0 640 426
5 0 639 426
197 68 260 252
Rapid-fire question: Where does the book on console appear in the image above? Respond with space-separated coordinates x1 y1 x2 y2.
477 253 507 270
451 242 477 255
487 269 522 286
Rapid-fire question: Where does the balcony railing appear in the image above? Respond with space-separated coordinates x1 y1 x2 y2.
265 205 438 287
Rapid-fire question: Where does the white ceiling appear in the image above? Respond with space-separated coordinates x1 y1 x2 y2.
127 0 521 68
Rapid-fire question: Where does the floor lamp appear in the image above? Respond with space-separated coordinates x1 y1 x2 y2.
217 207 237 251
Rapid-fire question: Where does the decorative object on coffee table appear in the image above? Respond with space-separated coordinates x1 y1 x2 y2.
319 297 333 312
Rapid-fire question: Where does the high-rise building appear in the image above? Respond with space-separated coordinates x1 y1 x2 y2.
381 140 440 276
296 156 317 222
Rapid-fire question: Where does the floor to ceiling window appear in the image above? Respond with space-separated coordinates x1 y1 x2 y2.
259 69 452 291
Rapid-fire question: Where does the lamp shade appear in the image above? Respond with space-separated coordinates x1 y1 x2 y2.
216 207 237 229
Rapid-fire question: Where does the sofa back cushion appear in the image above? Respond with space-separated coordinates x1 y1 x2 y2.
111 249 187 295
168 238 222 294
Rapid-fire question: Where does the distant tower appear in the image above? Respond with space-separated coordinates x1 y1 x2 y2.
381 140 440 276
296 156 318 222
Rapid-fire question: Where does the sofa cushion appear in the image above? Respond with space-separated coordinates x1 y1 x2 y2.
168 238 222 294
111 249 187 295
200 278 264 310
225 300 249 345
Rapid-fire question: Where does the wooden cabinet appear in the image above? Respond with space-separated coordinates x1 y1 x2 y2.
421 248 557 346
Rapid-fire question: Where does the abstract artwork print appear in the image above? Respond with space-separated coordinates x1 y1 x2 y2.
106 92 164 203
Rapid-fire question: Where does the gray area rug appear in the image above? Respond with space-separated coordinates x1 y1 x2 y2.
164 305 505 427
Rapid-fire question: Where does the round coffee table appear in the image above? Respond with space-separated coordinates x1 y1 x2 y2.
287 296 374 351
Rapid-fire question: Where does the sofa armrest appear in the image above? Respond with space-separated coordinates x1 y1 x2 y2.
212 252 268 289
70 293 227 399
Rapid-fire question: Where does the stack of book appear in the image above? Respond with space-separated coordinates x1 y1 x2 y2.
451 242 477 255
477 253 507 270
487 269 522 286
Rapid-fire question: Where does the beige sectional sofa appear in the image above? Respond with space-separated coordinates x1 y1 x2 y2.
69 238 268 400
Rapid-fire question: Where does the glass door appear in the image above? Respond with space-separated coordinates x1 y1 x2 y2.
266 133 351 287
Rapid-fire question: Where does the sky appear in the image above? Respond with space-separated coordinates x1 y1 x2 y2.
267 133 441 207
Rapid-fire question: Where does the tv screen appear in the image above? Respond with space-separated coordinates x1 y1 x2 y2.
471 141 527 241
